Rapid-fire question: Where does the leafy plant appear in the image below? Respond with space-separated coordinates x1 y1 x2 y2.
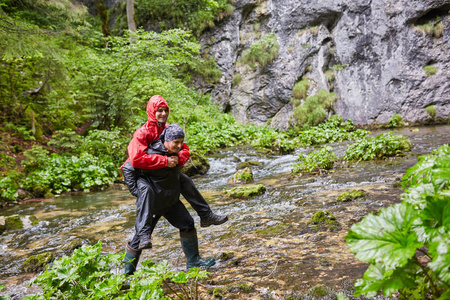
344 132 411 161
24 241 208 300
292 146 336 174
387 113 404 128
346 144 450 299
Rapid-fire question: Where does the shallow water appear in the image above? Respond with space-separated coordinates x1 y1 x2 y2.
1 125 450 299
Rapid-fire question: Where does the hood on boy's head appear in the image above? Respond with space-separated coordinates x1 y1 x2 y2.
146 95 169 123
160 123 184 142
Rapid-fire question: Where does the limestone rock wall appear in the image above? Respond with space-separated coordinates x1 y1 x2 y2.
201 0 450 128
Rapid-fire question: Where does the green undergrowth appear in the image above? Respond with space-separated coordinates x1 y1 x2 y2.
346 144 450 298
344 132 412 161
292 146 336 174
22 241 208 300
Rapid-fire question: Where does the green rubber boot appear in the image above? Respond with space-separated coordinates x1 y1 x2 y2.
124 243 142 275
180 230 215 269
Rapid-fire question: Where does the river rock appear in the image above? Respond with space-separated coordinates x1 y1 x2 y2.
225 184 266 198
236 160 261 170
337 189 365 202
181 152 210 176
227 167 254 184
20 252 54 273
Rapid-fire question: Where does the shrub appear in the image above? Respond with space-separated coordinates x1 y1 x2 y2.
423 65 437 76
346 145 450 298
22 153 118 196
292 146 336 174
415 16 444 38
24 241 208 300
387 113 404 128
425 105 437 119
241 33 279 69
344 132 412 161
292 78 310 100
292 89 337 128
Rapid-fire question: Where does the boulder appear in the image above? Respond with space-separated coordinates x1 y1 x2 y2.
181 152 210 177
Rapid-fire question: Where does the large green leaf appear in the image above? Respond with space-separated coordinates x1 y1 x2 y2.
346 203 422 269
428 233 450 284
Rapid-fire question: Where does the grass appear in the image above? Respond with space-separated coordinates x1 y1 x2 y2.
292 77 310 101
292 89 337 128
425 105 437 119
240 33 279 69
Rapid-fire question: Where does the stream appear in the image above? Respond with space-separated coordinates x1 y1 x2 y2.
1 125 450 299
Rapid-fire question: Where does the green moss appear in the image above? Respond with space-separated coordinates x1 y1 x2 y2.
181 152 210 176
213 287 224 298
236 160 261 170
4 215 23 230
308 210 340 232
255 224 287 235
337 190 365 202
21 252 54 273
228 167 254 184
226 184 266 198
218 252 235 260
61 239 83 252
29 216 39 226
423 65 437 76
307 285 331 297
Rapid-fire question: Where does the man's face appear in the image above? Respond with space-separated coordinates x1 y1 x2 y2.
164 138 184 154
155 106 168 123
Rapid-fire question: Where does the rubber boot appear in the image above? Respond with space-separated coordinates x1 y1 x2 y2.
180 230 215 269
124 242 142 275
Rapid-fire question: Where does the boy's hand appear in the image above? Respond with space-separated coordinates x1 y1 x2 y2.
167 156 179 168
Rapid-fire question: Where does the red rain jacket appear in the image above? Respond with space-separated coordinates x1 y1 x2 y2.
122 95 190 170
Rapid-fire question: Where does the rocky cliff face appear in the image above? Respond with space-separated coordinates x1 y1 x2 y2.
201 0 450 128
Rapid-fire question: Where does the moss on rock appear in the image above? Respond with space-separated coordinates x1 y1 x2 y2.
21 251 54 273
228 167 254 184
181 152 210 176
255 224 287 235
308 210 340 232
4 215 23 230
61 239 83 252
236 160 261 170
337 190 365 202
225 184 266 198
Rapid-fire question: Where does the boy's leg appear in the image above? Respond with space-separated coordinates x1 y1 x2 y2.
179 173 228 227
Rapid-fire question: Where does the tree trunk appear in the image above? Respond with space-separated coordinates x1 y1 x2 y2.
95 0 110 36
126 0 137 32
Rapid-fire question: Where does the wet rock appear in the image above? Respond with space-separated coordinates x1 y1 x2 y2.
255 224 287 235
236 160 261 170
1 215 24 232
181 152 210 176
227 167 254 184
29 216 39 226
225 184 266 198
61 239 83 252
336 190 365 202
21 252 54 273
218 252 235 261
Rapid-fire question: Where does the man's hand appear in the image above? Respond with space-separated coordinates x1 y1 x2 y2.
167 156 179 168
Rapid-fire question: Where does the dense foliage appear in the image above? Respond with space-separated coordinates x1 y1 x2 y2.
23 242 208 300
292 146 336 174
346 144 450 299
344 132 412 161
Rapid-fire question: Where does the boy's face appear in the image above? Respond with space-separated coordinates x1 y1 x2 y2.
155 106 168 123
164 138 184 154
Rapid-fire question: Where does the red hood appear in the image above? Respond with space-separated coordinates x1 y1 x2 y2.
146 95 169 124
